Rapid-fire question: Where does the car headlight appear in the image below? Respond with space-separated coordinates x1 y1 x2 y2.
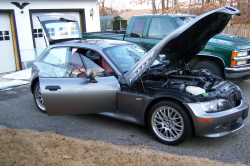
231 51 248 66
200 99 233 113
237 51 248 57
237 60 247 65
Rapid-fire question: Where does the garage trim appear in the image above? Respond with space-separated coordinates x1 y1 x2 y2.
0 10 22 71
29 9 86 49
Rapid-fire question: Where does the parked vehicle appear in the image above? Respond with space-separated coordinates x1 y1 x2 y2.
82 10 250 82
30 7 249 145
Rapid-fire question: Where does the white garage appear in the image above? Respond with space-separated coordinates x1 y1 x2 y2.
0 0 100 73
0 13 16 73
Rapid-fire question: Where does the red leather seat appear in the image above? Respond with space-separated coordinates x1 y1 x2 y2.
99 56 113 74
72 53 86 77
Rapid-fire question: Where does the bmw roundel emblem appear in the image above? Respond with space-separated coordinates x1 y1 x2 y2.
129 79 132 83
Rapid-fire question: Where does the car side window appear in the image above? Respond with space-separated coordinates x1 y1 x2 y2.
71 48 87 78
148 18 175 39
72 48 114 77
38 47 73 78
43 47 67 66
130 17 147 38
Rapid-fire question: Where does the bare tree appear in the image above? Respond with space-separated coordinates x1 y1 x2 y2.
99 0 107 16
166 0 169 10
130 0 157 13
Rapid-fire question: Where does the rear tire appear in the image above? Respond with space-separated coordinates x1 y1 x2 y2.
148 101 192 146
192 61 223 77
33 82 46 113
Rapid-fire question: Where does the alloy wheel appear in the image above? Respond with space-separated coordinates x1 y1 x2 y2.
151 106 184 142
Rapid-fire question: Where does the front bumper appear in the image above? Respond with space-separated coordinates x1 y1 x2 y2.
184 99 249 138
225 66 250 82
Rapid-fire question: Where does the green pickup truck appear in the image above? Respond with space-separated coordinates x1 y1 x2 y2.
82 14 250 82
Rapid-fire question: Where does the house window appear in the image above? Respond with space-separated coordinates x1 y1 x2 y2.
0 31 10 41
59 27 68 36
33 29 43 38
47 28 55 36
71 26 78 35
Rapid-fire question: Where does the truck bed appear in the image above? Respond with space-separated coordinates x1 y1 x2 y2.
82 31 125 41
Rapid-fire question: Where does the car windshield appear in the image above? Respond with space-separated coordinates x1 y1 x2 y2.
173 16 195 26
103 44 160 73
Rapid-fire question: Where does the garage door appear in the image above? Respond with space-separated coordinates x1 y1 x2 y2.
32 12 81 49
0 13 16 73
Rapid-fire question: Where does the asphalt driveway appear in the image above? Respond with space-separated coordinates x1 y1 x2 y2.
0 80 249 165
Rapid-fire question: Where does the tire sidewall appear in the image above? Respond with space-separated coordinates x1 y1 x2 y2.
148 100 192 146
33 82 46 113
192 61 223 77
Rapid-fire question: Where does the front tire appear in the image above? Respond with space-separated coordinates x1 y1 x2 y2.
33 82 46 113
148 101 192 146
192 61 223 77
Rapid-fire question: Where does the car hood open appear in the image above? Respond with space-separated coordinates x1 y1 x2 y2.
124 7 241 86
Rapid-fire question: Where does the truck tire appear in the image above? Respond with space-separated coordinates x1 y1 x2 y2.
192 61 223 77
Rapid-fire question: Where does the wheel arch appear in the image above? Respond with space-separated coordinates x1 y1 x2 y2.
190 55 225 76
31 77 39 94
143 97 195 133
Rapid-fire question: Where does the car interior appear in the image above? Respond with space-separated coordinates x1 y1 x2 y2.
71 48 114 78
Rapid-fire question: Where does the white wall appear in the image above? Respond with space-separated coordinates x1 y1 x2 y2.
0 0 100 62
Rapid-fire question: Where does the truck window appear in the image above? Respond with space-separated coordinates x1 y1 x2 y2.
148 18 175 39
130 18 147 38
173 17 195 26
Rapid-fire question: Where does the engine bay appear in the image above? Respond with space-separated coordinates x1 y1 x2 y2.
132 63 241 107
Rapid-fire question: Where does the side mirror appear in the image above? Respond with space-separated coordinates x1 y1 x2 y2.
159 54 166 61
86 69 97 83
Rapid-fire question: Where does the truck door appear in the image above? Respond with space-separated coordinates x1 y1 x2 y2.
142 17 176 52
124 17 147 48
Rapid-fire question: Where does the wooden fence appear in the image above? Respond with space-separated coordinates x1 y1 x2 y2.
222 25 250 39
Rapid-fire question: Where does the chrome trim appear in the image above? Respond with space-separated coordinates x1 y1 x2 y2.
232 55 250 61
225 66 250 71
225 67 250 78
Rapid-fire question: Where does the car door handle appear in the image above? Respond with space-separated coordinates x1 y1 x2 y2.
45 86 61 91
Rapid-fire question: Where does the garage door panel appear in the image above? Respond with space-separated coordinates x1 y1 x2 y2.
0 45 14 57
0 13 16 73
0 58 16 73
0 40 13 46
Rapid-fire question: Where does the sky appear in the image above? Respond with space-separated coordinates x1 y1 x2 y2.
103 0 162 11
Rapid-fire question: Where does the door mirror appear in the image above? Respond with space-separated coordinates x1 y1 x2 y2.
159 54 166 61
86 69 97 83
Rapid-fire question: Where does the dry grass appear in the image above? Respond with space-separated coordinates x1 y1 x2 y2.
0 126 245 166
